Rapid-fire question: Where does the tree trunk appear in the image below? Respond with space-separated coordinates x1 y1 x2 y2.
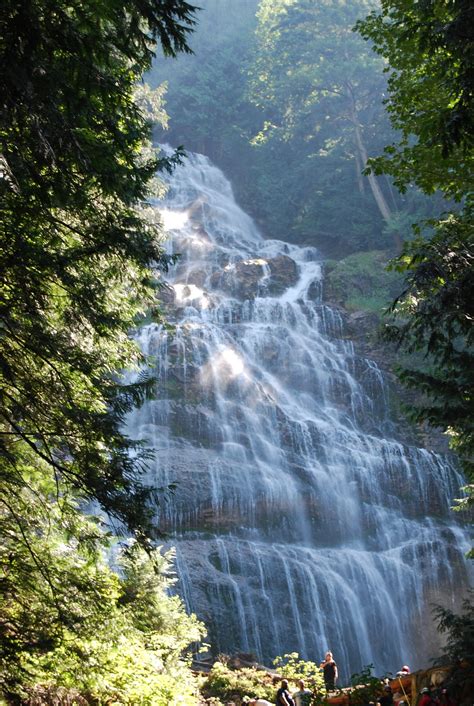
353 120 392 222
354 150 365 194
345 82 398 245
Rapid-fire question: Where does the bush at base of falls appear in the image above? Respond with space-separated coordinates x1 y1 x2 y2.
4 561 203 706
20 635 201 706
4 574 204 705
200 661 276 703
273 653 324 688
324 251 403 315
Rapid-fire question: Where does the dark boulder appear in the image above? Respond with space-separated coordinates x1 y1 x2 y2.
209 255 298 301
266 254 299 295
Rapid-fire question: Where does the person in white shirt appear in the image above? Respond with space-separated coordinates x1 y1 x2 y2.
292 679 313 706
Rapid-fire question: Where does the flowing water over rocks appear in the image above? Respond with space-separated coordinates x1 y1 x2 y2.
126 152 471 679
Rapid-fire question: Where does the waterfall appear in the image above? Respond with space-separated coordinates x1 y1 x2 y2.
125 151 472 680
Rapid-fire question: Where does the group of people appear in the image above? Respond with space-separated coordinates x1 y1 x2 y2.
275 652 338 706
243 651 338 706
378 684 457 706
243 678 313 706
243 657 457 706
275 678 313 706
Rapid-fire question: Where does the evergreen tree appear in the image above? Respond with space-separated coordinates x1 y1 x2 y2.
149 0 260 197
0 0 196 535
1 457 204 701
434 594 474 701
0 0 203 698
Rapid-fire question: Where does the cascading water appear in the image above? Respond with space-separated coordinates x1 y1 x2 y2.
126 151 471 680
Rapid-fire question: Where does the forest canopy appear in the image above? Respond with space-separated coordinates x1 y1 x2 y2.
150 0 445 255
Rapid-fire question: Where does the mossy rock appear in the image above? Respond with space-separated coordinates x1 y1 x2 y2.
324 250 403 315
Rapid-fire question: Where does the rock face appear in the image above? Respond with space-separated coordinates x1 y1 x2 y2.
209 255 298 301
343 308 452 455
266 255 299 295
157 281 176 307
321 251 452 453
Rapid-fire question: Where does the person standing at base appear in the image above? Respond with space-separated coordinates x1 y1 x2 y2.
378 685 394 706
276 679 295 706
292 679 313 706
418 687 438 706
320 651 338 692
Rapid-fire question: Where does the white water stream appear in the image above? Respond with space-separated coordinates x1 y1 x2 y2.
125 151 471 679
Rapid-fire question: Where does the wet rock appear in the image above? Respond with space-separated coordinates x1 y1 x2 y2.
226 652 260 669
346 309 381 342
157 281 176 307
209 255 298 301
209 258 267 300
307 278 322 301
265 255 299 295
344 309 452 453
184 268 208 287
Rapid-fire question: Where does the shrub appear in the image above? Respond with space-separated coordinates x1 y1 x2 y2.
325 251 403 314
201 661 275 703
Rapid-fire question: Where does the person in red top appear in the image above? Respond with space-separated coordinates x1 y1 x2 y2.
418 687 438 706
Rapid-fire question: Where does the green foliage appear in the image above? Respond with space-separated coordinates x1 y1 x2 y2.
356 0 474 198
349 665 384 706
383 210 474 489
0 454 204 703
434 593 474 701
325 251 403 313
149 0 259 165
273 652 323 688
201 660 275 703
247 0 396 250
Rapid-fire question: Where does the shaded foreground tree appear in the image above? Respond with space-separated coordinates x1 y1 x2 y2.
0 0 196 535
384 211 474 497
357 0 474 508
0 0 205 699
